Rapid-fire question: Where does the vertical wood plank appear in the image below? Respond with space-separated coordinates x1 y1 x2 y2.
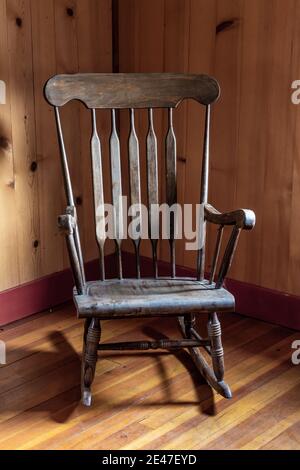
31 0 65 278
161 0 191 267
184 0 216 272
0 0 19 290
118 0 165 261
53 0 82 270
76 0 113 262
6 0 41 284
257 0 295 292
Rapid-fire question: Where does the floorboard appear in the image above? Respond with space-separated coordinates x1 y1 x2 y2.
0 303 299 450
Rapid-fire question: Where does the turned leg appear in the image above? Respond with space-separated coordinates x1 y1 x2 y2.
178 314 231 399
83 318 92 344
208 312 224 381
81 318 101 406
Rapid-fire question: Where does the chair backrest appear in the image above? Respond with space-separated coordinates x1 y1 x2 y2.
44 73 220 286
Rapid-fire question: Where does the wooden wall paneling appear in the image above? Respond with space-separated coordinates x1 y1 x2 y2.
31 0 64 278
135 0 165 263
258 0 295 292
76 0 113 262
0 0 113 301
288 0 300 294
117 0 137 256
231 0 278 286
183 0 217 271
0 0 20 290
53 0 84 269
206 0 242 281
118 0 165 263
6 0 41 284
159 0 191 267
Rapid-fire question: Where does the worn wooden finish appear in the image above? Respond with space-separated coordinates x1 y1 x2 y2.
197 105 210 281
128 108 142 278
55 107 86 286
91 109 105 280
165 108 177 277
209 225 224 284
205 204 256 230
82 317 101 406
45 73 220 108
98 338 209 350
110 109 123 279
208 312 225 382
74 278 235 319
179 315 231 398
58 211 85 295
46 72 255 405
146 108 159 278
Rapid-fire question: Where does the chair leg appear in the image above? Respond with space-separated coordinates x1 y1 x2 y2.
178 315 232 399
183 313 196 338
81 318 101 406
208 312 224 381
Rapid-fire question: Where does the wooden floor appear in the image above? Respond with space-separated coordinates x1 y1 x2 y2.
0 303 300 450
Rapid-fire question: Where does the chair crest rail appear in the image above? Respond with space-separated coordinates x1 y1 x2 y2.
44 73 220 108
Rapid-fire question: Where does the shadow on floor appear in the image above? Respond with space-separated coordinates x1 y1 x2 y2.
1 322 216 424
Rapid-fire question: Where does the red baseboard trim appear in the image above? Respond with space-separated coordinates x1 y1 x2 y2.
122 252 300 331
0 253 117 326
0 250 299 330
225 278 300 331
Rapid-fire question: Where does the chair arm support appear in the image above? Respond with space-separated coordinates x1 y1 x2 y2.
58 205 77 234
58 206 85 294
204 204 256 230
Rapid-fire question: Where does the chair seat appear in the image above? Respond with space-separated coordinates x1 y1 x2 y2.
74 278 235 319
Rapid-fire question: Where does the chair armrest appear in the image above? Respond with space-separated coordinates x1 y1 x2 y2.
204 204 256 230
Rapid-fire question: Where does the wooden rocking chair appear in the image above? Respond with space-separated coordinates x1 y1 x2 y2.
44 73 255 406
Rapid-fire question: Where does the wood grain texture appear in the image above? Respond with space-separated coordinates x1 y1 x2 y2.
6 0 41 283
0 0 19 288
45 73 220 108
110 109 123 278
74 278 235 318
91 109 105 279
146 108 159 276
0 0 112 294
117 0 300 298
0 304 299 449
165 108 177 277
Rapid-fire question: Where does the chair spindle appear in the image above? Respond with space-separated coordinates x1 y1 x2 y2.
165 108 177 278
55 107 86 285
146 108 159 278
128 108 142 278
110 109 123 279
197 104 210 281
216 226 241 288
91 109 106 280
209 225 224 284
